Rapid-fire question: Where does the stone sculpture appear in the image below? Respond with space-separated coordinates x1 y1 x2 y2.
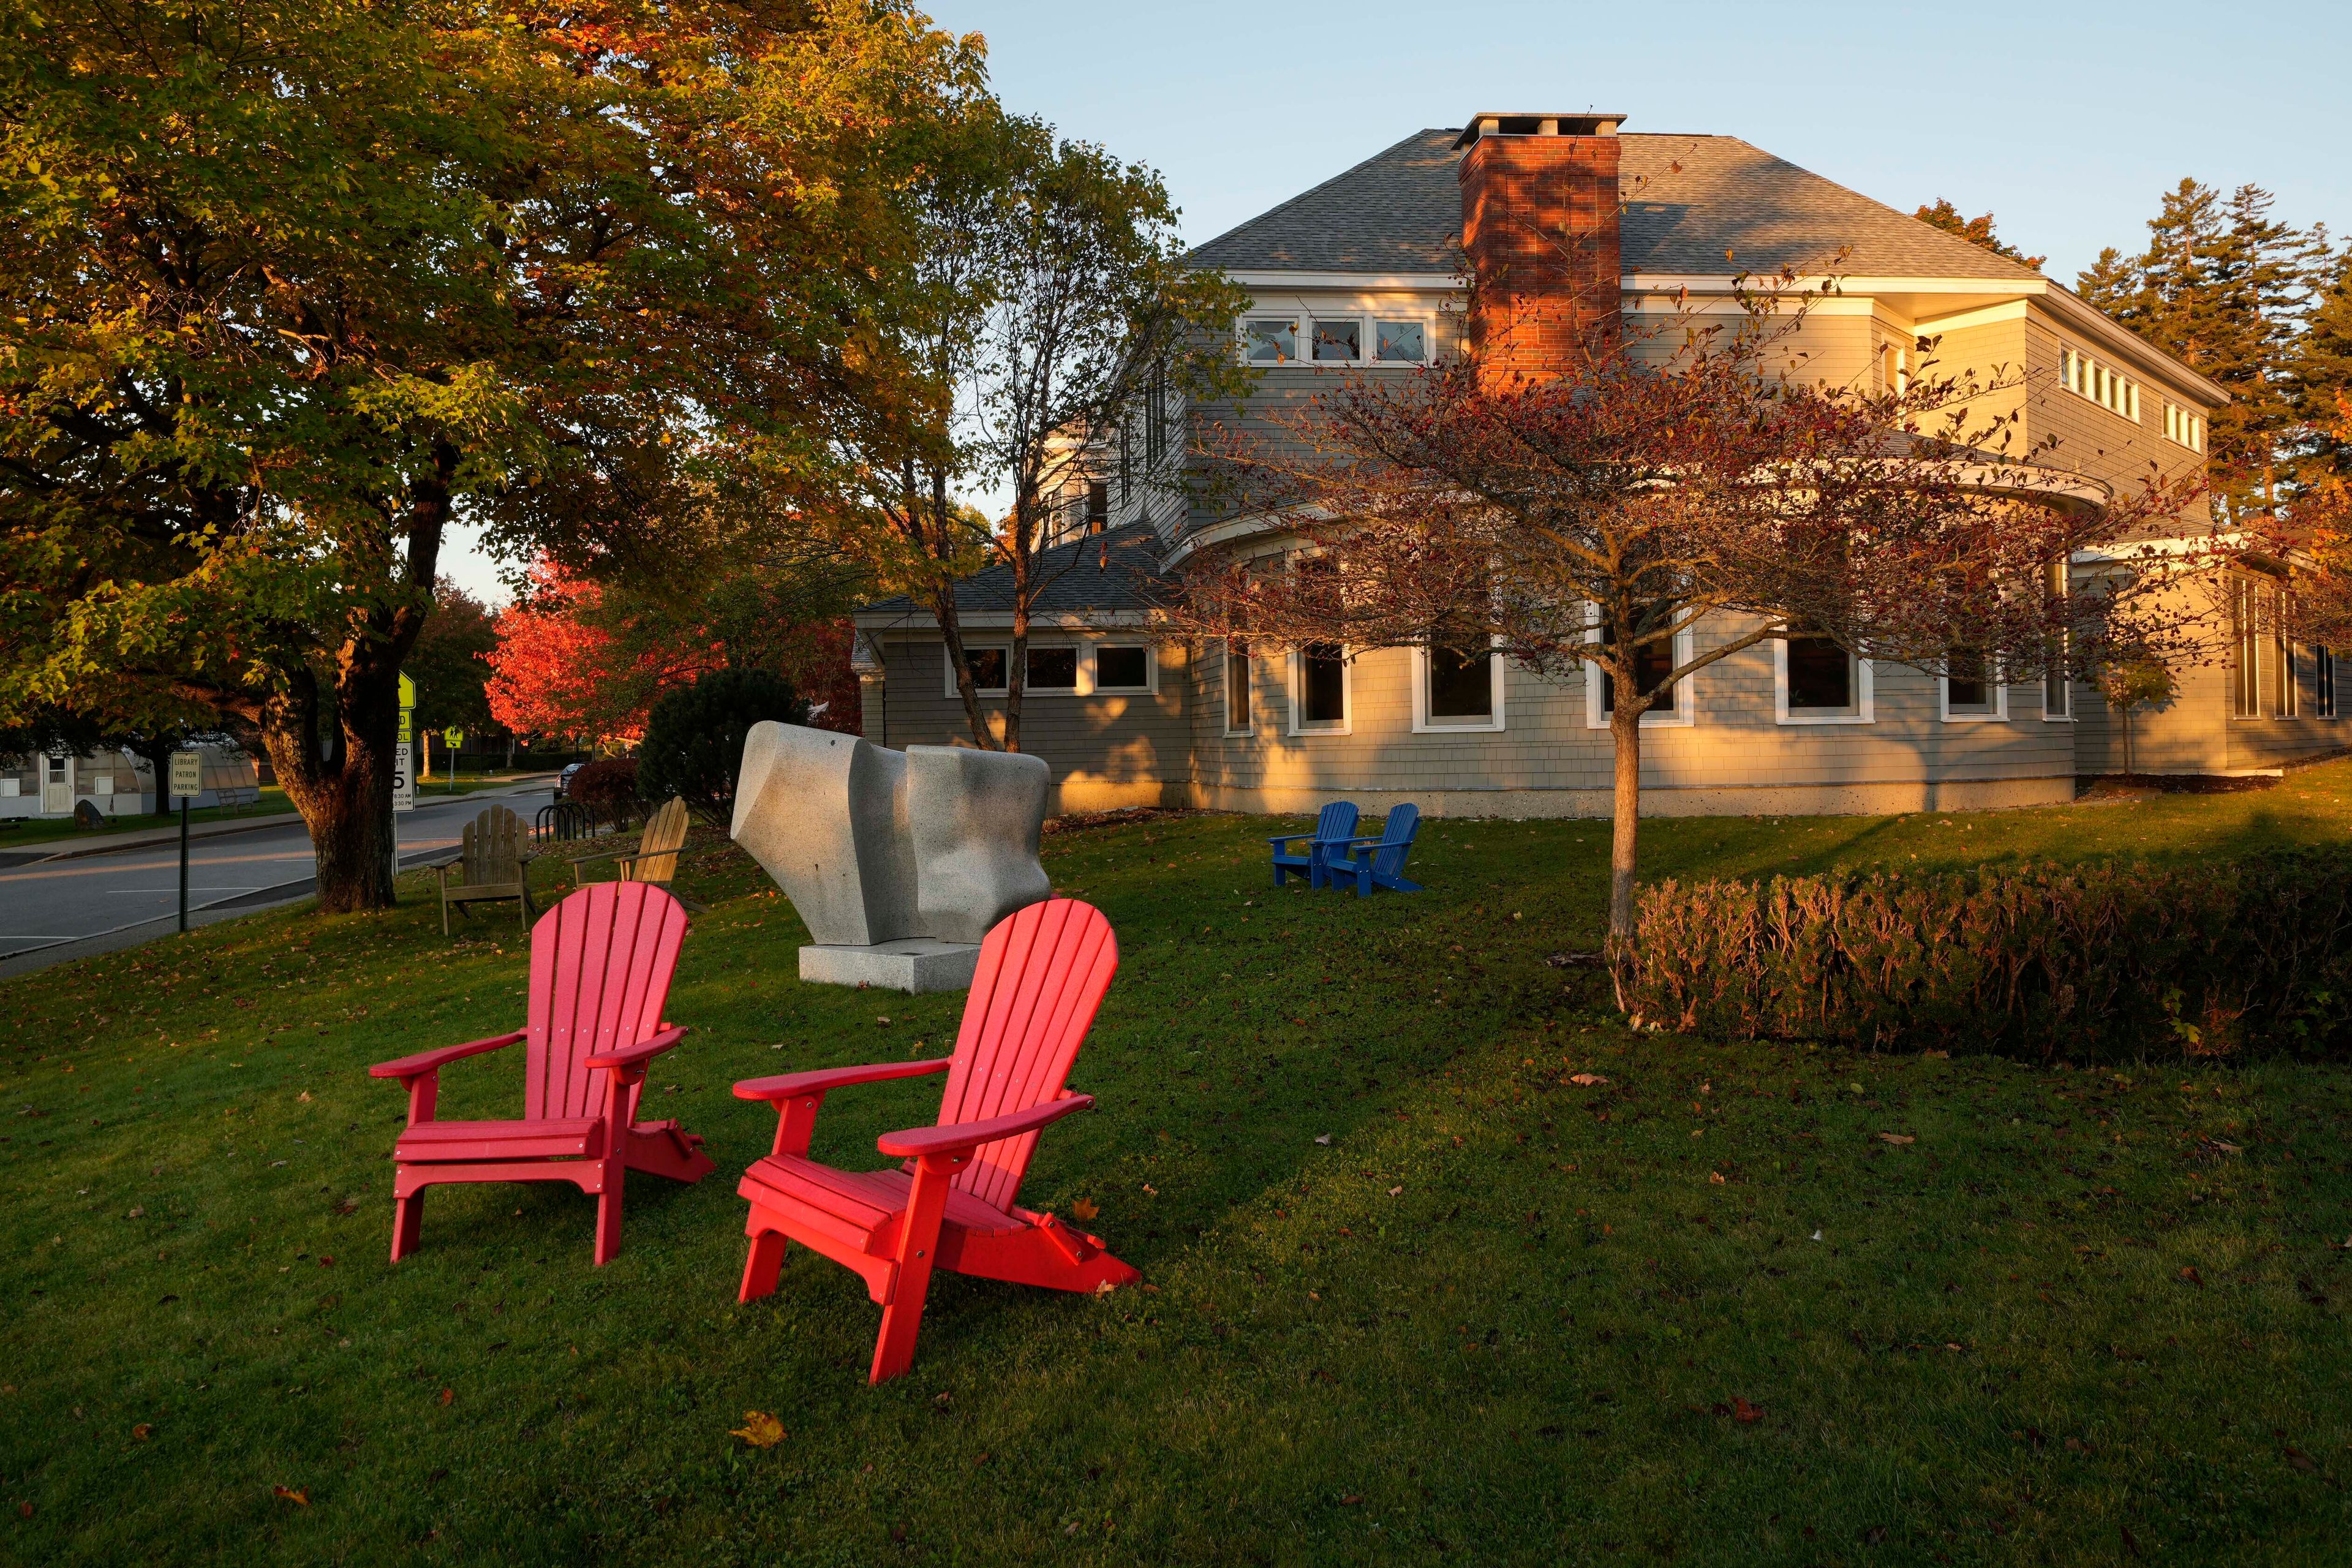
731 722 1052 992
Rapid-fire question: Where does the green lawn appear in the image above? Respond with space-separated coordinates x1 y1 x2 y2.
8 771 2352 1565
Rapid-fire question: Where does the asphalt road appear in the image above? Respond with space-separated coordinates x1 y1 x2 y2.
0 779 561 971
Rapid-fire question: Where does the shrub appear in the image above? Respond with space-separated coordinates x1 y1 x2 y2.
1618 858 2352 1059
636 668 807 823
564 756 640 826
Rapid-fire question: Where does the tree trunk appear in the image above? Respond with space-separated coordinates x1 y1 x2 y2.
1004 597 1028 755
1607 703 1644 946
932 588 1000 750
2122 705 2135 780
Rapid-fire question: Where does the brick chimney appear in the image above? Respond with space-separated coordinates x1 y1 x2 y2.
1457 113 1626 382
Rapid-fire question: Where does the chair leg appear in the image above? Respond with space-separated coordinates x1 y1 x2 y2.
739 1229 790 1303
592 1158 625 1265
439 883 450 938
870 1160 954 1384
391 1185 424 1262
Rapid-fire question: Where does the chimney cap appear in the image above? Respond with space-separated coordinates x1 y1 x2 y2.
1453 113 1626 148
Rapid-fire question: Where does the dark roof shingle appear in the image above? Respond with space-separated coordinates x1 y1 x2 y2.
1187 130 2041 283
857 523 1170 620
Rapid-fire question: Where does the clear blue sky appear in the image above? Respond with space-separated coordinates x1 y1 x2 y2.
442 0 2349 603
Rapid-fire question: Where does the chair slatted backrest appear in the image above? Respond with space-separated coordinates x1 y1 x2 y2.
937 899 1120 1212
1313 801 1359 846
627 797 691 886
464 806 526 888
524 882 690 1122
1371 804 1422 878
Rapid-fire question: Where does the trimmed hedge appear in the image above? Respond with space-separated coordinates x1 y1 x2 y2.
1619 857 2352 1058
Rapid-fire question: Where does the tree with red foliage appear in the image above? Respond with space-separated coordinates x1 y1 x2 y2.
1174 296 2214 944
485 558 861 745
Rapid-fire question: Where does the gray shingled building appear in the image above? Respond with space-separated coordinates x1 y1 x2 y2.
853 116 2332 820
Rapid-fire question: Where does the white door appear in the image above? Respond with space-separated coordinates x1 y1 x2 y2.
42 755 70 815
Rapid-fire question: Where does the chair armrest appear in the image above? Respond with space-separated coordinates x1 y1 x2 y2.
612 847 693 873
876 1093 1093 1159
1267 833 1314 848
734 1057 952 1102
567 848 627 868
369 1031 526 1080
584 1024 689 1072
1327 833 1385 849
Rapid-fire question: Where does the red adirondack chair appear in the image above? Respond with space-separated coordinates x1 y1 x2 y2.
369 881 715 1265
733 897 1138 1383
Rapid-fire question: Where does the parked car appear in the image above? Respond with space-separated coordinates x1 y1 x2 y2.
559 761 588 793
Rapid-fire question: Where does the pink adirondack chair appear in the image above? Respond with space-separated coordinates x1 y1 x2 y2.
370 881 715 1265
733 897 1139 1384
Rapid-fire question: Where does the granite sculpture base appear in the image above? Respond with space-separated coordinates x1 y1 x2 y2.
797 938 982 994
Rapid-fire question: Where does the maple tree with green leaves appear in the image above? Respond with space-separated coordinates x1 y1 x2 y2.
0 0 981 910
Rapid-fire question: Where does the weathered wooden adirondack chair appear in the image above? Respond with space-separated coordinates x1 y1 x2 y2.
370 881 715 1265
733 897 1137 1384
1333 804 1425 896
435 804 535 936
568 796 703 911
1268 801 1359 889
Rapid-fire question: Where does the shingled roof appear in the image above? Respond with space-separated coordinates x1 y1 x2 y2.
858 523 1171 620
1187 129 2043 283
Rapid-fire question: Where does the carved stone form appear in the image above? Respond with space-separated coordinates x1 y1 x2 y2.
907 745 1052 944
730 724 917 946
730 723 1052 990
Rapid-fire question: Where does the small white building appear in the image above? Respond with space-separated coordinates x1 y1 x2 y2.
0 742 259 821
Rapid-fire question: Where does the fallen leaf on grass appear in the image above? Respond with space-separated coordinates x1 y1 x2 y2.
1732 1397 1763 1423
1388 1186 1403 1197
1314 1133 1332 1145
1140 1183 1157 1196
1569 1073 1609 1087
2179 1267 2204 1287
730 1412 786 1448
1340 1494 1363 1506
2283 1446 2319 1473
1709 1172 1725 1185
1068 1199 1099 1222
437 1387 454 1405
273 1486 309 1506
132 1424 152 1441
1876 1133 1915 1146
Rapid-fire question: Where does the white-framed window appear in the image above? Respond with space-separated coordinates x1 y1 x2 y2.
1939 647 2008 722
2060 347 2141 422
1414 643 1506 733
2316 646 2339 720
2163 400 2206 453
1775 631 1874 725
1583 610 1694 729
1242 315 1300 364
1222 639 1253 736
2041 560 2073 721
1286 643 1351 735
2275 597 2299 719
1090 643 1156 695
948 643 1009 696
2230 576 2263 718
948 641 1154 698
1881 341 1909 396
1245 312 1431 367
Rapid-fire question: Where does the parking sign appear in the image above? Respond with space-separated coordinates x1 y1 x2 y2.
168 750 203 801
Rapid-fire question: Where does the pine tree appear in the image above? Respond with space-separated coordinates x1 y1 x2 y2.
2289 244 2352 488
2079 180 2314 522
1913 200 2045 271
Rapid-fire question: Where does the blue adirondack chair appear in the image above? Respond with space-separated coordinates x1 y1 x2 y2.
1268 801 1360 889
1333 804 1424 897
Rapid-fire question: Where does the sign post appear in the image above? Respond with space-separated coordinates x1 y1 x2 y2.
168 750 203 933
443 728 465 793
394 675 417 816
